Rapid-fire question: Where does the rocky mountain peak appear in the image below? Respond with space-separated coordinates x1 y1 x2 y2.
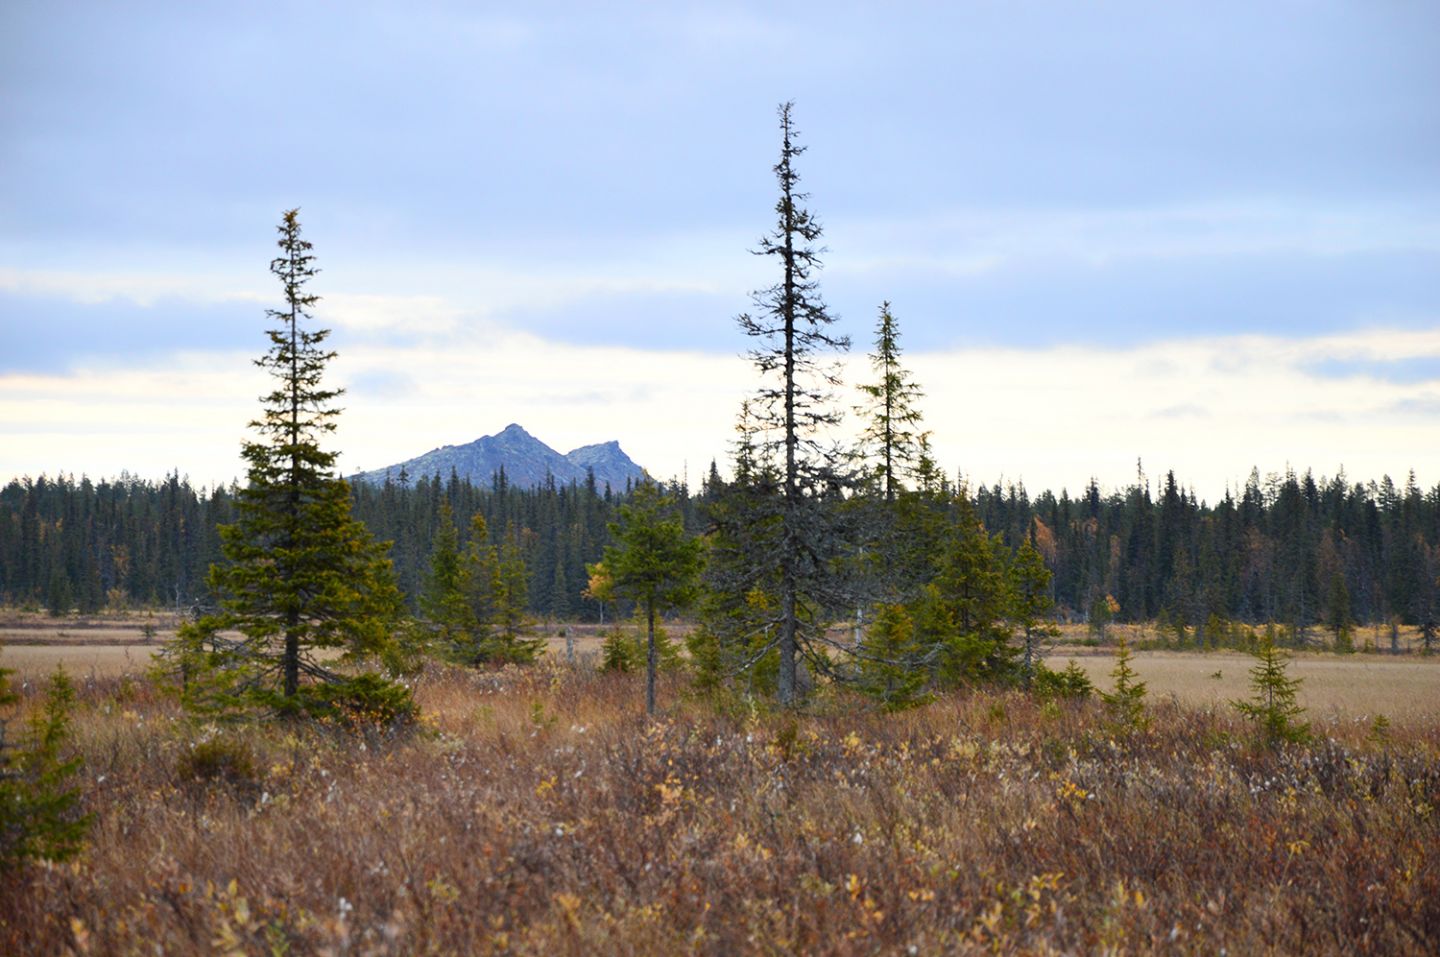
352 426 646 492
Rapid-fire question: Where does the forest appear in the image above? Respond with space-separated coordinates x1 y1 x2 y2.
4 460 1437 645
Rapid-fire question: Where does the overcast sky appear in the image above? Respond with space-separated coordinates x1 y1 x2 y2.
2 1 1438 500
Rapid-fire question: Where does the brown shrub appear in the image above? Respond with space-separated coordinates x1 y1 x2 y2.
0 665 1436 954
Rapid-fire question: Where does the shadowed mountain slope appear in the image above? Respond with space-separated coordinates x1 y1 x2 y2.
351 424 645 491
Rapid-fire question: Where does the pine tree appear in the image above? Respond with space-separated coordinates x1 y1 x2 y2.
855 302 928 503
1233 635 1310 746
0 663 90 870
420 503 477 660
913 493 1018 686
486 528 544 664
855 603 929 711
1325 571 1354 653
691 402 784 694
733 102 855 706
1010 536 1059 689
161 210 409 723
1101 636 1148 733
604 484 705 715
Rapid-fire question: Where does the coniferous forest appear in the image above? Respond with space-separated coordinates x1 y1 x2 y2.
4 462 1437 640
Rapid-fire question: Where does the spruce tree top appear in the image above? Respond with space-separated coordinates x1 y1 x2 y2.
249 208 340 470
739 101 850 450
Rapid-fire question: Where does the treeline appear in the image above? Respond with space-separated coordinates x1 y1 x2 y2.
346 469 702 621
4 463 1438 641
0 469 699 621
0 473 228 616
972 466 1440 642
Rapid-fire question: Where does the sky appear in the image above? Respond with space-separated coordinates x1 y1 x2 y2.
2 1 1438 501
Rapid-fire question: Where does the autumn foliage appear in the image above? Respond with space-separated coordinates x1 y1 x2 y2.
2 664 1436 954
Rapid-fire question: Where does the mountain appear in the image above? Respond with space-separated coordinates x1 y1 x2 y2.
350 424 646 491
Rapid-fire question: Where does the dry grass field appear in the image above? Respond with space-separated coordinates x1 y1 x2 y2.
1045 652 1440 722
5 612 1437 721
2 660 1437 955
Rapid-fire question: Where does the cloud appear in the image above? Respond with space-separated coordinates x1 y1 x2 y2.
1154 404 1208 420
1303 356 1440 385
0 265 266 306
1385 396 1440 418
2 3 1437 495
833 201 1440 271
824 212 1440 350
0 291 258 373
346 369 417 399
7 324 1440 502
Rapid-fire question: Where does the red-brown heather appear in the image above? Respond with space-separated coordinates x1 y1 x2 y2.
2 661 1437 955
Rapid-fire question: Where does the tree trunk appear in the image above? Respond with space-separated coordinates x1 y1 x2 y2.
1023 624 1034 689
283 614 300 699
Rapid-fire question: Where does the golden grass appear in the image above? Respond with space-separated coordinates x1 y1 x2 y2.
1 663 1437 954
0 644 161 679
8 618 1438 721
1046 651 1440 721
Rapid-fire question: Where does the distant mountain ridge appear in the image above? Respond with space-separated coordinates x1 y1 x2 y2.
350 424 646 491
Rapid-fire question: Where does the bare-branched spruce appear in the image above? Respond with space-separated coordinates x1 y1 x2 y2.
722 102 855 706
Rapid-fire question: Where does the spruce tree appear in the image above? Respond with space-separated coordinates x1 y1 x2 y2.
420 502 477 660
462 513 501 652
0 664 90 870
855 302 928 503
690 404 785 694
1325 571 1354 653
1010 536 1059 689
603 484 704 715
487 528 545 664
912 493 1018 686
1101 636 1149 733
162 210 408 721
850 302 932 645
1233 635 1310 746
855 603 929 711
733 102 855 706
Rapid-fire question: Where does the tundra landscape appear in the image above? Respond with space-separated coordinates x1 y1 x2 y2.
4 609 1439 953
5 4 1440 955
2 639 1437 954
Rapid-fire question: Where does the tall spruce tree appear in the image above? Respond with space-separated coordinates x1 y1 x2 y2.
732 102 855 706
489 527 545 663
163 210 408 720
850 302 932 648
